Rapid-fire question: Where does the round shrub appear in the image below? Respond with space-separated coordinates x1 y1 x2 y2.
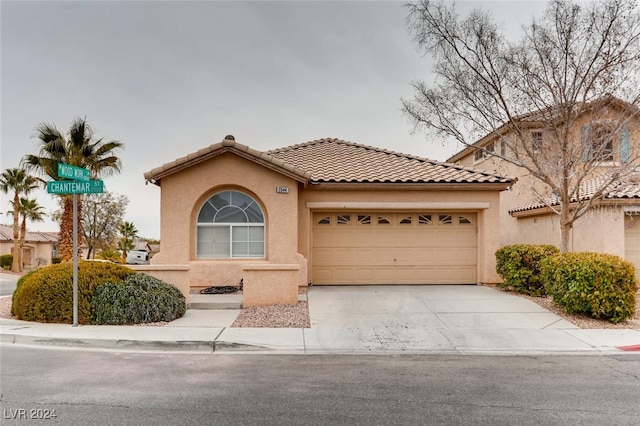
495 244 559 296
92 273 186 325
11 261 134 324
10 269 40 316
1 254 13 269
541 252 638 323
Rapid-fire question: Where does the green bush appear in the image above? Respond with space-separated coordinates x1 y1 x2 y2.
92 273 186 325
1 254 13 269
541 252 638 323
11 261 134 324
495 244 559 296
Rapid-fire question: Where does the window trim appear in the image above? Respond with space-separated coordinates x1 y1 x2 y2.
581 124 630 163
530 131 543 153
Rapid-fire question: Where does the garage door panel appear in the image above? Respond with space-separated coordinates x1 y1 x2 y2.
314 268 334 283
370 268 396 283
313 232 334 248
313 249 334 265
353 250 394 265
313 212 477 285
396 267 418 283
433 266 472 282
332 268 355 282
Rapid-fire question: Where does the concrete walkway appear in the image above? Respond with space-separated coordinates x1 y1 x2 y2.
1 285 639 355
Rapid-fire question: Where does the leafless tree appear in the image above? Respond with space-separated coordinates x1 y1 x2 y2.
83 192 129 259
402 0 640 252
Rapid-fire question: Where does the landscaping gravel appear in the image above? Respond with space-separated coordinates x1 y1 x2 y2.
231 301 311 328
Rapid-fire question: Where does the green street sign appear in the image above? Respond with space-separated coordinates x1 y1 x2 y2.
58 163 90 181
47 180 104 194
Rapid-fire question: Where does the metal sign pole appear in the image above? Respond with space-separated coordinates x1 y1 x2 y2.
73 193 78 327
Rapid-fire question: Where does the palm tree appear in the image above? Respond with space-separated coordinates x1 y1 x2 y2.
0 168 41 272
9 198 46 271
118 221 138 260
22 118 123 262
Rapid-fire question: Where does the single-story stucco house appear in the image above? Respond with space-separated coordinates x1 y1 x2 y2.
141 135 515 306
0 224 58 269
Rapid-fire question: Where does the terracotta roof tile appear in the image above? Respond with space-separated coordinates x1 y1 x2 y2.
267 138 513 184
510 172 640 213
0 224 58 243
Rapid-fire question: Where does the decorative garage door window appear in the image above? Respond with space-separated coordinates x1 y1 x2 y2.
197 190 265 258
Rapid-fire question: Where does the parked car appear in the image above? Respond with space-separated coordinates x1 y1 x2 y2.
126 250 150 265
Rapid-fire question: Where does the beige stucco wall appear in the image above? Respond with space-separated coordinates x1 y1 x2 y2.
0 241 55 269
510 207 625 256
151 153 307 299
298 187 504 285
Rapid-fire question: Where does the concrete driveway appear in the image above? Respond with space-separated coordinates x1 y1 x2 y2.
307 285 577 330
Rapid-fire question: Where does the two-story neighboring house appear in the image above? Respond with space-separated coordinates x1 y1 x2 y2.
447 96 640 278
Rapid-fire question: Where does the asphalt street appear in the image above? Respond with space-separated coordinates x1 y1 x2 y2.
1 346 639 425
0 274 17 297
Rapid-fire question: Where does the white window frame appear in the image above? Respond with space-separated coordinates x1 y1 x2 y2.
196 191 265 259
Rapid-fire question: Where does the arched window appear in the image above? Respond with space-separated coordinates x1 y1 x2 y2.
196 190 265 258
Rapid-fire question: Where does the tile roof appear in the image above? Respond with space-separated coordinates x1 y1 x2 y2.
510 172 640 214
145 136 514 186
267 138 514 184
143 136 312 184
0 224 58 243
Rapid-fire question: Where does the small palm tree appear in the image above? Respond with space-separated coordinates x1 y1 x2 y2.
0 168 41 272
9 198 46 271
22 118 123 262
118 221 138 260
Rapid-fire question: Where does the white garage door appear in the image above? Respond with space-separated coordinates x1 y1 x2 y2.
312 212 477 285
624 215 640 282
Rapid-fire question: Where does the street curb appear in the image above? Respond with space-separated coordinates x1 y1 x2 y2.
3 331 640 356
1 333 215 353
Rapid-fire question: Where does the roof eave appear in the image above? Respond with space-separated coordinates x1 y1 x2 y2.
308 181 514 191
509 197 640 217
144 142 311 187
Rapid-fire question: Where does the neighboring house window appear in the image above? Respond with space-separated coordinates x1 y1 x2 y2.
51 245 58 259
196 190 265 258
474 142 504 161
531 131 543 152
581 125 630 163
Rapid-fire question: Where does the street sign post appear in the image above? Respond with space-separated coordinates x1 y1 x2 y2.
58 163 90 181
49 164 103 327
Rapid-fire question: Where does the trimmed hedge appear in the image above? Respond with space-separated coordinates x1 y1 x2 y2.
541 252 638 323
11 261 134 324
1 254 13 269
92 273 186 325
495 244 559 296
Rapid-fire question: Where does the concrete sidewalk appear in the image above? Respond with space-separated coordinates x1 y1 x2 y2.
1 285 639 355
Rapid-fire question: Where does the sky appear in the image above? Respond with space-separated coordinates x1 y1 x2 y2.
1 0 547 239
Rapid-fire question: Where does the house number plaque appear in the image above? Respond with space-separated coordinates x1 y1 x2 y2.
276 186 289 194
